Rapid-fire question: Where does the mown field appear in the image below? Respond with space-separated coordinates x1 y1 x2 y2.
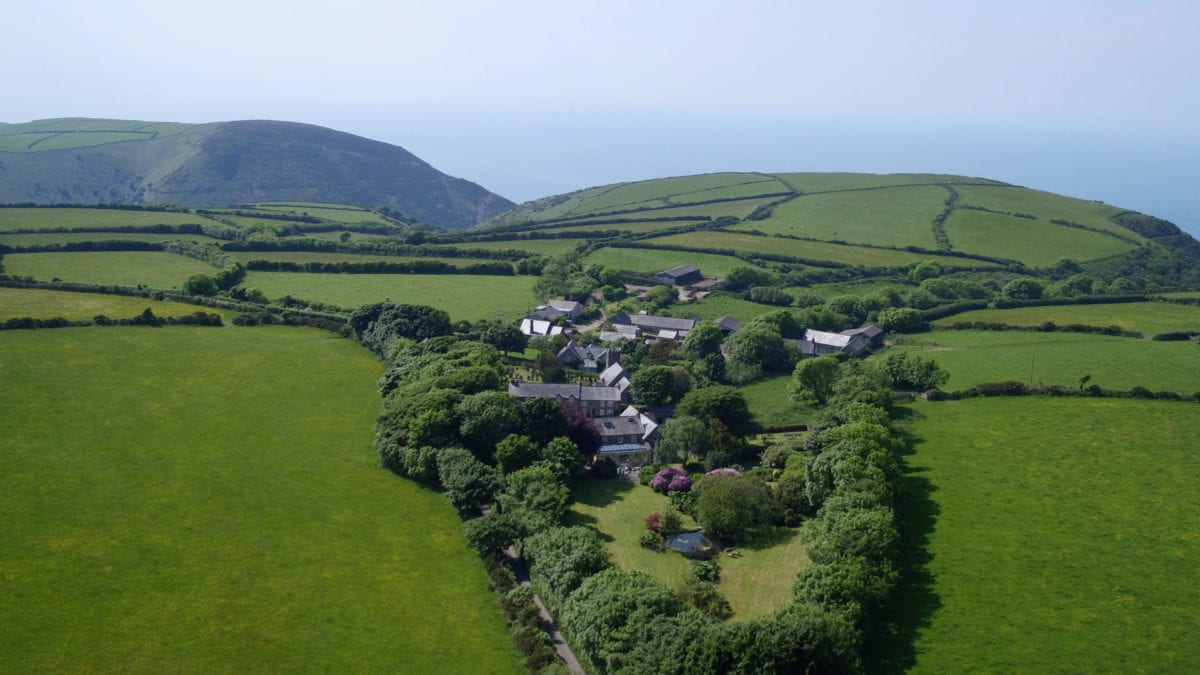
0 287 231 322
584 246 754 278
895 330 1200 394
933 301 1200 337
568 478 808 620
570 173 783 215
0 326 521 673
438 238 588 256
4 252 218 289
536 219 705 236
665 293 779 324
943 210 1135 266
892 398 1200 672
0 208 218 231
242 271 538 321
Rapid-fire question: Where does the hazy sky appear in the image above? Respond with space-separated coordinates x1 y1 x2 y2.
3 1 1197 229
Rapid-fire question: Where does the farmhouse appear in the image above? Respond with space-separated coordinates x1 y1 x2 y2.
557 341 615 372
595 406 660 462
520 318 565 337
507 381 625 418
840 325 885 349
653 264 702 286
610 311 697 340
529 298 583 322
788 329 868 357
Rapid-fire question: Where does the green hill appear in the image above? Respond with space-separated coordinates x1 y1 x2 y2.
0 118 513 229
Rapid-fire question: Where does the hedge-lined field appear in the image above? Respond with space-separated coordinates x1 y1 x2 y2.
0 208 217 231
943 209 1135 266
585 246 755 278
932 301 1200 337
0 326 521 672
0 232 221 246
0 287 232 322
900 398 1200 672
243 271 538 321
225 250 500 266
642 231 986 268
3 251 218 289
953 184 1137 240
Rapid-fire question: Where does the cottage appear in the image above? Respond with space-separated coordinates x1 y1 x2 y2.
840 325 885 349
529 298 584 322
507 381 626 417
599 362 632 397
557 341 614 372
520 318 564 337
593 407 660 462
653 264 702 286
802 329 867 356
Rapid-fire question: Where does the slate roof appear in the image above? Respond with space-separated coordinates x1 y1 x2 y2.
507 382 623 401
714 316 741 332
629 314 696 332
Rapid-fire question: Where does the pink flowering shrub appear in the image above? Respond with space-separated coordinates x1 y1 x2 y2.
705 467 743 477
650 467 692 493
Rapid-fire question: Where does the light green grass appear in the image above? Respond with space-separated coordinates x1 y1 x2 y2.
28 132 150 152
738 374 815 429
4 252 218 289
771 173 1002 193
572 173 778 215
0 232 221 246
617 197 781 221
666 293 779 324
0 287 232 322
585 246 754 277
255 203 391 224
0 208 218 231
954 185 1138 241
536 220 706 235
894 330 1200 393
738 185 946 249
242 271 538 320
0 326 521 673
932 301 1200 337
226 251 500 266
943 209 1136 266
437 238 589 256
893 398 1200 672
642 231 990 269
0 133 56 152
568 478 807 620
800 277 911 299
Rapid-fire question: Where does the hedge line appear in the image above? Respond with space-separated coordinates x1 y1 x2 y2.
244 259 516 275
0 309 223 331
934 320 1143 339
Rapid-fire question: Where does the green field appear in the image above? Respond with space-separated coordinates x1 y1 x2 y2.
0 208 219 231
572 173 781 215
568 478 808 620
620 197 781 221
953 184 1138 241
226 251 500 267
641 231 988 269
4 252 218 289
243 271 538 320
943 210 1136 266
0 119 193 153
255 203 392 224
667 293 779 324
738 374 815 429
772 173 1001 194
0 232 221 246
0 287 230 322
537 219 706 236
585 246 754 278
438 238 588 256
800 277 911 299
895 330 1200 393
738 185 946 249
0 326 521 672
890 398 1200 672
933 301 1200 337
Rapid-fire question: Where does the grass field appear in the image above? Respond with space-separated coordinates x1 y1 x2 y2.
771 173 1001 194
953 184 1137 241
571 173 779 215
0 287 232 322
666 293 779 324
4 252 218 289
226 251 500 266
739 185 946 249
800 277 912 299
618 197 781 221
242 271 538 320
894 330 1200 393
568 478 807 620
0 208 217 231
882 398 1200 672
585 246 755 278
641 231 987 269
738 374 814 429
255 203 392 224
438 238 589 256
943 210 1136 266
932 301 1200 337
0 326 521 672
536 219 707 236
0 232 221 246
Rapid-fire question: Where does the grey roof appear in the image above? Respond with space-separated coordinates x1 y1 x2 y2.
595 415 646 438
558 340 610 364
805 329 854 348
547 299 582 313
596 443 652 456
629 314 696 332
613 323 640 335
599 363 628 386
508 382 623 402
520 318 564 336
599 331 633 343
841 325 884 339
714 315 741 332
655 264 700 278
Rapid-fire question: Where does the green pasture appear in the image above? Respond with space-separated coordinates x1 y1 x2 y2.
666 177 790 205
623 197 781 221
0 287 231 322
0 232 221 246
944 210 1136 267
0 133 56 152
585 246 753 278
438 238 588 256
483 185 616 226
226 251 501 267
0 120 191 152
885 398 1200 672
242 271 538 321
894 330 1200 393
0 208 219 231
4 252 218 289
28 132 149 152
302 230 398 242
568 478 808 620
0 326 521 672
572 173 777 215
738 374 815 429
642 231 988 269
770 173 1001 194
667 293 778 324
537 219 706 236
953 184 1137 241
255 203 392 224
800 277 912 299
738 185 946 249
933 301 1200 337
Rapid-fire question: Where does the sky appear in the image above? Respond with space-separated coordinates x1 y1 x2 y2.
2 0 1197 231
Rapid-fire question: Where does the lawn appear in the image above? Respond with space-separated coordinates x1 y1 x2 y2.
0 326 521 672
738 185 946 249
242 271 538 320
0 208 218 231
879 397 1200 672
0 287 233 322
585 246 755 278
568 478 808 620
0 232 222 246
943 209 1135 267
4 251 219 289
641 231 988 269
932 301 1200 337
892 330 1200 393
738 374 815 429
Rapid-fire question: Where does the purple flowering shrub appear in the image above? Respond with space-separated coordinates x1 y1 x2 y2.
650 467 692 493
705 467 742 477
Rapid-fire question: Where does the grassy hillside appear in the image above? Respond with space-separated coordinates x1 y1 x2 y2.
0 326 521 672
0 118 513 229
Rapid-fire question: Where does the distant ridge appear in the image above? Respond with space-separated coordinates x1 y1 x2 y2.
0 117 513 230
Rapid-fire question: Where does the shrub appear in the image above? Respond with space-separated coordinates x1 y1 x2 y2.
650 466 691 493
660 510 684 538
692 559 720 582
645 512 661 533
639 529 665 551
640 465 658 486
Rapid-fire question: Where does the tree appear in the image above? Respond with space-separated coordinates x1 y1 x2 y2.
463 510 525 555
563 405 601 460
500 465 571 528
480 320 527 354
495 434 540 473
632 365 676 406
723 325 788 383
560 568 683 672
724 266 770 291
790 357 841 404
436 447 500 513
748 286 793 306
682 321 724 359
694 474 774 543
542 436 585 480
653 415 709 463
524 525 611 606
676 386 756 438
1002 277 1045 300
825 296 867 325
876 307 924 333
407 407 458 448
908 260 942 283
518 397 570 447
644 285 676 309
457 390 520 458
183 274 218 296
349 302 453 357
749 309 804 339
880 351 949 391
703 419 746 471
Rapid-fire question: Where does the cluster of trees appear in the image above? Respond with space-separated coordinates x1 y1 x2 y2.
0 308 223 331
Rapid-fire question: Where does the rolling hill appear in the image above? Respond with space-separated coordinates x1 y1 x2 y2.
0 118 513 229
